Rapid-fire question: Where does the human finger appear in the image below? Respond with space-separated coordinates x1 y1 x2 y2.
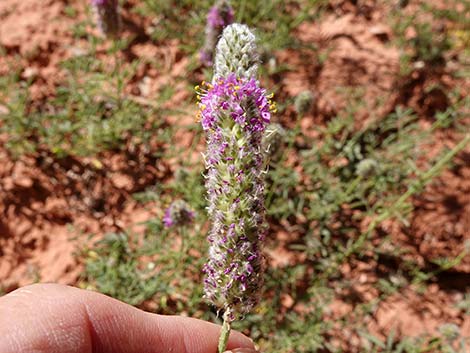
0 283 256 353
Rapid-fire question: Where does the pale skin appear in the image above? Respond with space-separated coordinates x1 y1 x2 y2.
0 283 257 353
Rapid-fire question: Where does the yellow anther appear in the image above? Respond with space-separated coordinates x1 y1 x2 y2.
270 101 277 113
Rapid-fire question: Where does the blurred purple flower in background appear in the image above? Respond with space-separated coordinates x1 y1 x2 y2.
90 0 121 39
163 200 195 228
200 0 234 66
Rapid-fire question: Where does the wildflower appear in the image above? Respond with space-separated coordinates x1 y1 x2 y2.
294 90 315 115
200 0 234 66
90 0 121 39
198 24 272 319
199 74 270 316
163 200 195 228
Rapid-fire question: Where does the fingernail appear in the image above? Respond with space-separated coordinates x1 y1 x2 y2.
224 349 259 353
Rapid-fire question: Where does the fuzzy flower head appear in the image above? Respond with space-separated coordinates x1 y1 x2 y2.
199 23 273 318
163 200 195 228
213 24 259 80
200 0 234 67
197 76 275 316
90 0 121 39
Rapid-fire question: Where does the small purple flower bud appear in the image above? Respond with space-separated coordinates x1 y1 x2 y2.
200 0 234 67
90 0 121 39
207 1 234 28
163 200 195 228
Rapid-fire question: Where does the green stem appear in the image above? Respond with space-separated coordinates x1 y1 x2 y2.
237 0 247 23
112 39 123 108
218 310 232 353
180 227 186 257
178 227 187 274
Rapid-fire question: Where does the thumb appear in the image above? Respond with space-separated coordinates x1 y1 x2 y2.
0 283 256 353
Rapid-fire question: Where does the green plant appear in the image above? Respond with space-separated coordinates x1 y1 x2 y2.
83 232 162 305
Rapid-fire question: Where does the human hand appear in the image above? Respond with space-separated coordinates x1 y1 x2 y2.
0 283 257 353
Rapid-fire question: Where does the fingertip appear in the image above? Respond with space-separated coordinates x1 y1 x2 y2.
225 329 255 350
0 284 257 353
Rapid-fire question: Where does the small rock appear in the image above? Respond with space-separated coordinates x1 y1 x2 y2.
110 173 133 190
14 176 33 188
69 46 88 57
369 25 390 42
139 76 152 97
413 61 425 70
281 293 295 308
2 177 14 191
22 67 39 80
0 105 9 115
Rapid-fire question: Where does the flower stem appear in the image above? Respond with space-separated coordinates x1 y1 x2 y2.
218 310 232 353
179 227 186 269
111 39 123 109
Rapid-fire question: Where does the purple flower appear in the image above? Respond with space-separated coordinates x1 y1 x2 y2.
197 73 275 316
90 0 121 38
207 3 234 28
200 0 234 67
197 74 274 134
163 200 195 228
